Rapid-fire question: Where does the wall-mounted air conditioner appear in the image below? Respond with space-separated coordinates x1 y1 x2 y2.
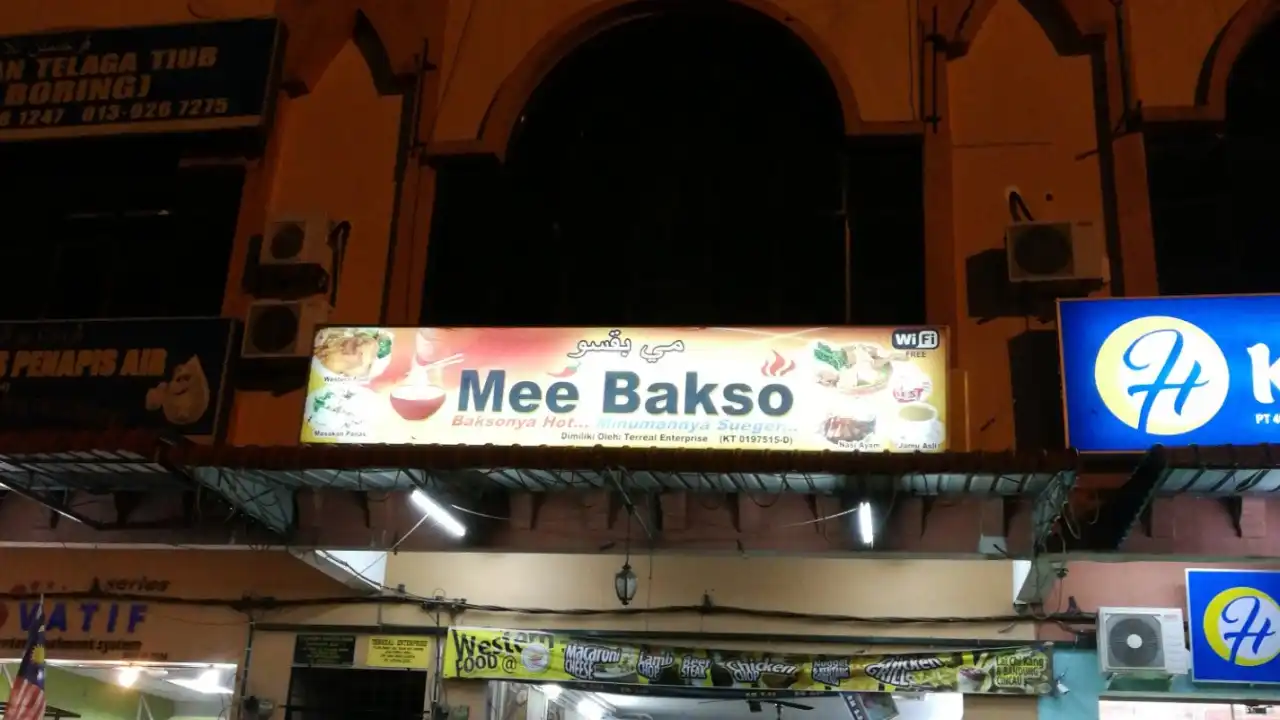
1098 606 1188 676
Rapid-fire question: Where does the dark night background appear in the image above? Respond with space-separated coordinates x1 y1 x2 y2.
0 6 1275 325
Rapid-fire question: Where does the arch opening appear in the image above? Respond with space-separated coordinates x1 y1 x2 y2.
281 8 410 97
421 2 926 327
352 10 412 96
472 0 865 156
1147 16 1280 295
950 0 1091 58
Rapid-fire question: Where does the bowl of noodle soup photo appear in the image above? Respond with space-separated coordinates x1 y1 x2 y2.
312 328 396 383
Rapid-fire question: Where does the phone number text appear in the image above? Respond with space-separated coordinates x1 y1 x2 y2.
0 98 231 129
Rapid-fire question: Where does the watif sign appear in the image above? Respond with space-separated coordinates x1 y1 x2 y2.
1058 295 1280 451
299 326 949 452
0 577 166 660
1186 569 1280 684
0 18 280 141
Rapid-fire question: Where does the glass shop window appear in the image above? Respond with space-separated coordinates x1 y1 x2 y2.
285 666 428 720
0 135 244 321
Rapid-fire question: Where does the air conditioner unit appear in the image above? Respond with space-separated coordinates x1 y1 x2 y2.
242 299 329 359
1005 220 1105 282
240 696 276 720
260 216 333 266
1098 606 1187 675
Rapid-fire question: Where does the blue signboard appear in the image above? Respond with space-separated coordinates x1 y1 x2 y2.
1058 294 1280 452
0 317 238 438
1187 568 1280 684
0 18 281 141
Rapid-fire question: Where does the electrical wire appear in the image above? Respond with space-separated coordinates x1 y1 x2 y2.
0 590 1093 626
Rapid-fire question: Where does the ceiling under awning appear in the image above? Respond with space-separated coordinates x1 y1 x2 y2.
0 431 1084 538
2 432 1276 556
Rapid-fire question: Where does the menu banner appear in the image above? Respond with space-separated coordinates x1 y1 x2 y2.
442 627 1053 695
300 327 948 452
0 317 237 438
0 18 281 141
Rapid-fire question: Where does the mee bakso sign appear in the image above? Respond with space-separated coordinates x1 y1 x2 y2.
0 318 237 439
0 18 281 141
300 327 949 452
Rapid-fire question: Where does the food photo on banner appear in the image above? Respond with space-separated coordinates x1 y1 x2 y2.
299 326 948 452
1185 568 1280 685
0 18 281 141
486 679 918 720
442 627 1053 695
1058 294 1280 452
0 318 237 439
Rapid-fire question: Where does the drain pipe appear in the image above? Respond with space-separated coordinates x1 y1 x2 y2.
236 618 257 718
1111 0 1135 132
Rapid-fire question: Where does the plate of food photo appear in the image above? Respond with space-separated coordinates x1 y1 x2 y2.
312 327 396 383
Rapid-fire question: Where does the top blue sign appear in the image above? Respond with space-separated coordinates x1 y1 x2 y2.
1186 568 1280 684
1059 295 1280 452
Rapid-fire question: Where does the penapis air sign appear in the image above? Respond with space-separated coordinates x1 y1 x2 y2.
1059 295 1280 451
299 327 949 452
0 318 237 439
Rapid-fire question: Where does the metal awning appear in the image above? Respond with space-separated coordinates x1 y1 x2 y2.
1153 444 1280 494
8 431 1280 557
1030 444 1280 555
0 430 1086 537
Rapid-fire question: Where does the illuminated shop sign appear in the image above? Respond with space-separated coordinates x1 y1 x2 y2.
1059 295 1280 451
0 317 237 438
1186 568 1280 684
0 576 167 661
0 18 280 141
300 326 949 452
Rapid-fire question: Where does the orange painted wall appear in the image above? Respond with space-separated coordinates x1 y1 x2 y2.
0 0 1264 451
0 548 366 662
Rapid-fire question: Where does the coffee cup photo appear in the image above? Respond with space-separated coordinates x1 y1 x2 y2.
893 402 942 448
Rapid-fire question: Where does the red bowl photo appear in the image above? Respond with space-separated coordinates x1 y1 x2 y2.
390 384 447 421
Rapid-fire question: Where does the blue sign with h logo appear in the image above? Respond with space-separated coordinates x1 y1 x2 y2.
1058 295 1280 451
1187 569 1280 684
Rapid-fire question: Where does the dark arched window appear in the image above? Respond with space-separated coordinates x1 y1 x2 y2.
422 4 924 326
0 134 245 320
1148 19 1280 295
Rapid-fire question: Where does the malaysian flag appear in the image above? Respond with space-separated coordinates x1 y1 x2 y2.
3 603 46 720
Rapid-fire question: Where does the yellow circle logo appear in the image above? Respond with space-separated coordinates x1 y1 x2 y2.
1093 316 1229 435
1203 587 1280 666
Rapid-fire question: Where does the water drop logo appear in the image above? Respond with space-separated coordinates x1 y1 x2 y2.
1203 587 1280 667
1093 316 1230 436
